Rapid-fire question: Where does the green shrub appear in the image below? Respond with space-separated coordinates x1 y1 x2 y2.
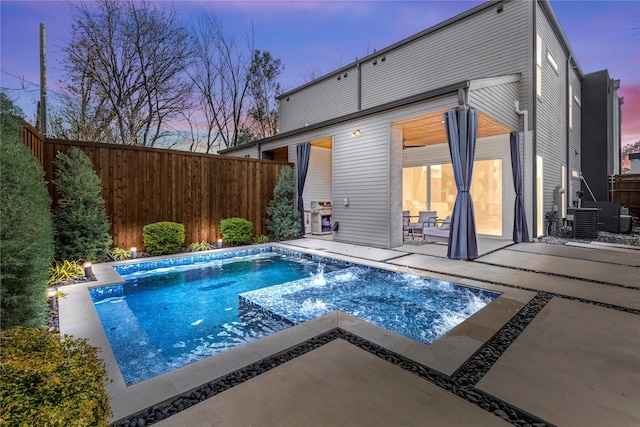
265 166 300 241
188 241 213 252
53 147 112 262
48 260 85 285
220 218 253 246
0 327 111 426
143 221 185 255
1 94 55 330
110 247 131 261
253 235 269 244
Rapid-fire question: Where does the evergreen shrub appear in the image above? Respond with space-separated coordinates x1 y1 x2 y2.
142 221 185 255
53 147 112 262
0 327 111 426
265 166 300 241
220 218 253 246
1 94 55 330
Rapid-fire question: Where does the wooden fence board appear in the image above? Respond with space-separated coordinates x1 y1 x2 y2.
20 127 291 251
610 174 640 218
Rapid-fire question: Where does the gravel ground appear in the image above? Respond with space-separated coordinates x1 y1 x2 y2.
538 230 640 247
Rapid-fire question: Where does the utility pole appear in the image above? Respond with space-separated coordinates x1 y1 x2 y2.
39 23 47 136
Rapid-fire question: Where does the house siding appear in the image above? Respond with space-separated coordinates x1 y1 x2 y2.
535 2 569 222
469 79 521 131
279 0 531 135
568 69 582 208
279 65 359 133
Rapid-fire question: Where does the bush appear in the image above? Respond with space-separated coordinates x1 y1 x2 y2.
48 260 85 285
188 241 213 252
53 147 112 262
265 166 300 241
0 327 111 426
253 235 269 244
143 221 185 255
109 247 131 261
220 218 253 246
1 94 55 330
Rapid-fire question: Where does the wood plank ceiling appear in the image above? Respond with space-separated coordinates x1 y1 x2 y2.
308 110 512 150
397 109 513 148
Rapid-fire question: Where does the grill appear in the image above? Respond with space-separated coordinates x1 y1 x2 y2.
310 201 332 235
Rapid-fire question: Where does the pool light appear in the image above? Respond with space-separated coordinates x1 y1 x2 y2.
84 262 93 278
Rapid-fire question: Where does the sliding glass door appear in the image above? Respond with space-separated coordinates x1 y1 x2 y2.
402 159 503 236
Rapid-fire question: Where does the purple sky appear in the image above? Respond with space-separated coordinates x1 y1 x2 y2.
1 0 638 147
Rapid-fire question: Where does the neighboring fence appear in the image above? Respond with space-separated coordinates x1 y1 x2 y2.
20 121 45 164
609 174 640 219
20 124 291 250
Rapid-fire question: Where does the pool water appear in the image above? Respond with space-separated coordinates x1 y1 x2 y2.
240 266 498 345
91 251 344 385
91 248 499 386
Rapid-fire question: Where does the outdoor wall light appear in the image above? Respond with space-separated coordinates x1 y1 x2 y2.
352 129 361 136
217 239 223 249
84 262 93 279
130 247 137 259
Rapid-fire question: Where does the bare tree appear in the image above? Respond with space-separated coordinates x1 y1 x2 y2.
189 14 251 151
62 0 194 147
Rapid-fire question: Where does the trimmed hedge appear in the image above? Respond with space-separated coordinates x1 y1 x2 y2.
220 218 253 246
0 327 111 426
142 221 185 255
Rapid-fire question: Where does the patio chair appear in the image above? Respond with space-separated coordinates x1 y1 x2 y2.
402 210 413 240
420 215 452 243
409 211 438 236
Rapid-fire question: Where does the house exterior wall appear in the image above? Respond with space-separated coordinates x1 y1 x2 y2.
581 70 620 202
278 0 531 134
568 68 582 208
534 2 570 232
468 77 521 131
301 146 333 234
279 65 359 133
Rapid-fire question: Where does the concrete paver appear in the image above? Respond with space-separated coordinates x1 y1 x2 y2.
156 339 511 427
508 242 640 267
477 249 639 288
387 253 640 310
477 297 640 427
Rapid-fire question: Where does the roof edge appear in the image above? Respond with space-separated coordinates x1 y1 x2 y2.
221 80 470 153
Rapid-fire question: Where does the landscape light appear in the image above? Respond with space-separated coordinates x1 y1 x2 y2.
130 247 137 259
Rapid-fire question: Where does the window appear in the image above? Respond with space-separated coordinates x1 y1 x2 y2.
536 34 542 97
569 85 573 129
547 50 559 74
402 166 427 218
536 156 543 236
402 159 503 236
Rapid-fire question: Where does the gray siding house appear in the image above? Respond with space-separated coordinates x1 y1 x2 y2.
221 0 621 250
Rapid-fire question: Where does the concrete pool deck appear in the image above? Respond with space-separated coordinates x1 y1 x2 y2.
59 239 640 426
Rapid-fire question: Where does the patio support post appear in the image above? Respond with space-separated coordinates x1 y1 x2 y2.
296 142 311 236
444 106 479 260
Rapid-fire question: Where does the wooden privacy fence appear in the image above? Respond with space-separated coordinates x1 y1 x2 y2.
609 174 640 219
21 124 292 250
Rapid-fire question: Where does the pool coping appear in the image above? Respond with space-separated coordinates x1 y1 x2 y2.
58 243 535 422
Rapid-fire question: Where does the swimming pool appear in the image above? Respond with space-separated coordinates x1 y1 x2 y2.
90 247 498 385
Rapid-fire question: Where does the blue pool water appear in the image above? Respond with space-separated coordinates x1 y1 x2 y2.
90 247 499 385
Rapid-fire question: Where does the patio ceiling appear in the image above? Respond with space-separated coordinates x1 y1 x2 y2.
396 109 513 148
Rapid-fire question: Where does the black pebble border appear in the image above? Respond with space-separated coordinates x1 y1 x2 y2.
114 292 558 427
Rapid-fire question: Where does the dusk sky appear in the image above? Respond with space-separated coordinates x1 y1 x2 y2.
1 0 639 148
